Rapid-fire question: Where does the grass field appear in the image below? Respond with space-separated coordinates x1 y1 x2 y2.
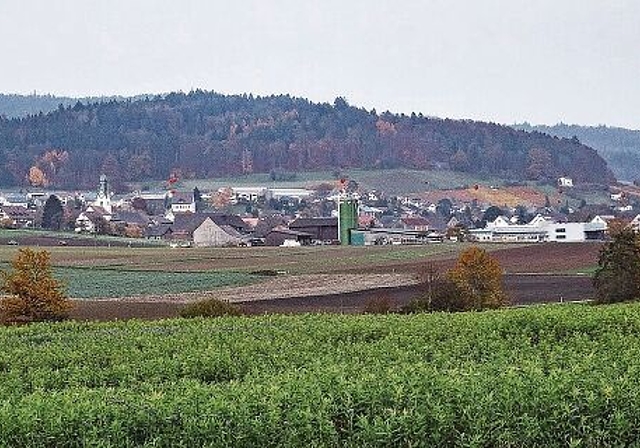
0 228 162 247
1 303 639 446
155 168 506 196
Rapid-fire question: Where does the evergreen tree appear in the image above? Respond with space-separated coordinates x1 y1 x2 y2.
42 195 63 230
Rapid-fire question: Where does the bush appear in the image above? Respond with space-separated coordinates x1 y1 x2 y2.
0 248 72 324
362 294 393 314
402 278 466 313
180 298 244 318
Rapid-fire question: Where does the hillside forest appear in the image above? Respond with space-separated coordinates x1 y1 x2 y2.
0 91 614 190
515 123 640 183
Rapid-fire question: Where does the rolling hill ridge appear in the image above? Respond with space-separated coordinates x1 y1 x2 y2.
0 91 614 189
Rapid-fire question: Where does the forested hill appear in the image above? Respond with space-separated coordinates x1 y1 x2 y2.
0 93 149 119
0 91 614 189
514 123 640 182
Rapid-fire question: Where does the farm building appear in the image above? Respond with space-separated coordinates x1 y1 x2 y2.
350 228 444 246
164 213 250 247
264 227 313 246
288 217 338 243
192 218 244 247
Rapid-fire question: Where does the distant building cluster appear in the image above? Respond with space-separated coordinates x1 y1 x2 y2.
1 173 639 247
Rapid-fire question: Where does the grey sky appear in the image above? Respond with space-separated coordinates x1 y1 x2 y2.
1 0 639 128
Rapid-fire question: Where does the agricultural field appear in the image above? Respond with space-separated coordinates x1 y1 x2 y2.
1 303 640 446
0 242 600 301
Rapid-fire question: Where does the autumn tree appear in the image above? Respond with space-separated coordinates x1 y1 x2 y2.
27 166 48 187
0 248 72 324
447 246 508 310
593 227 640 304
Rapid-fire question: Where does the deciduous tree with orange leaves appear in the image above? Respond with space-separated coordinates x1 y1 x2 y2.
0 248 72 324
447 246 508 310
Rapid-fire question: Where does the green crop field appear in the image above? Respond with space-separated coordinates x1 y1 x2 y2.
1 303 640 446
54 268 259 299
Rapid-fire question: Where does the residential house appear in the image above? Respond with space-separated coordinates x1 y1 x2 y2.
399 216 430 231
109 211 150 237
75 205 113 233
146 223 173 240
169 192 196 214
558 177 574 188
0 205 36 228
591 215 616 228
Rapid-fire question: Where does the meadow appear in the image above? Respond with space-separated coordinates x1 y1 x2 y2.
1 303 640 446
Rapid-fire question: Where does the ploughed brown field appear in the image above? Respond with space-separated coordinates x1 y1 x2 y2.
51 242 602 321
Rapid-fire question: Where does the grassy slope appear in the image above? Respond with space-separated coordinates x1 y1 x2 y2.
141 168 507 196
1 303 640 446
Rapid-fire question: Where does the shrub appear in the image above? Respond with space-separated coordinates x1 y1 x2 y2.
180 298 244 318
362 294 393 314
402 278 466 313
0 248 72 324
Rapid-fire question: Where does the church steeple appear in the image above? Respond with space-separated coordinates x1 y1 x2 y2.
94 174 112 213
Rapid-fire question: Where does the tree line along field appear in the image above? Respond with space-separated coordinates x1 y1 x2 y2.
1 303 640 446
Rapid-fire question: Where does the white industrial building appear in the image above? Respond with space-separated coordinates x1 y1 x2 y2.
469 214 607 243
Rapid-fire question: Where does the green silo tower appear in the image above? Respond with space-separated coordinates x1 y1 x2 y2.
338 198 358 245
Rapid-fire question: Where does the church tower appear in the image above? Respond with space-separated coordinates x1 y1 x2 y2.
94 174 112 213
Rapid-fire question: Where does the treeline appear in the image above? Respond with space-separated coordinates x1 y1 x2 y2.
0 93 150 119
515 123 640 182
0 91 614 189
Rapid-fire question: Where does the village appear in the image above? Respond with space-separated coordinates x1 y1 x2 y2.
0 174 638 247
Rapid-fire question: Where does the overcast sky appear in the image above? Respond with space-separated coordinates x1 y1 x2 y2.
1 1 639 128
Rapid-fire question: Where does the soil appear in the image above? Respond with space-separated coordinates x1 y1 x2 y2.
69 273 595 321
63 241 603 321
